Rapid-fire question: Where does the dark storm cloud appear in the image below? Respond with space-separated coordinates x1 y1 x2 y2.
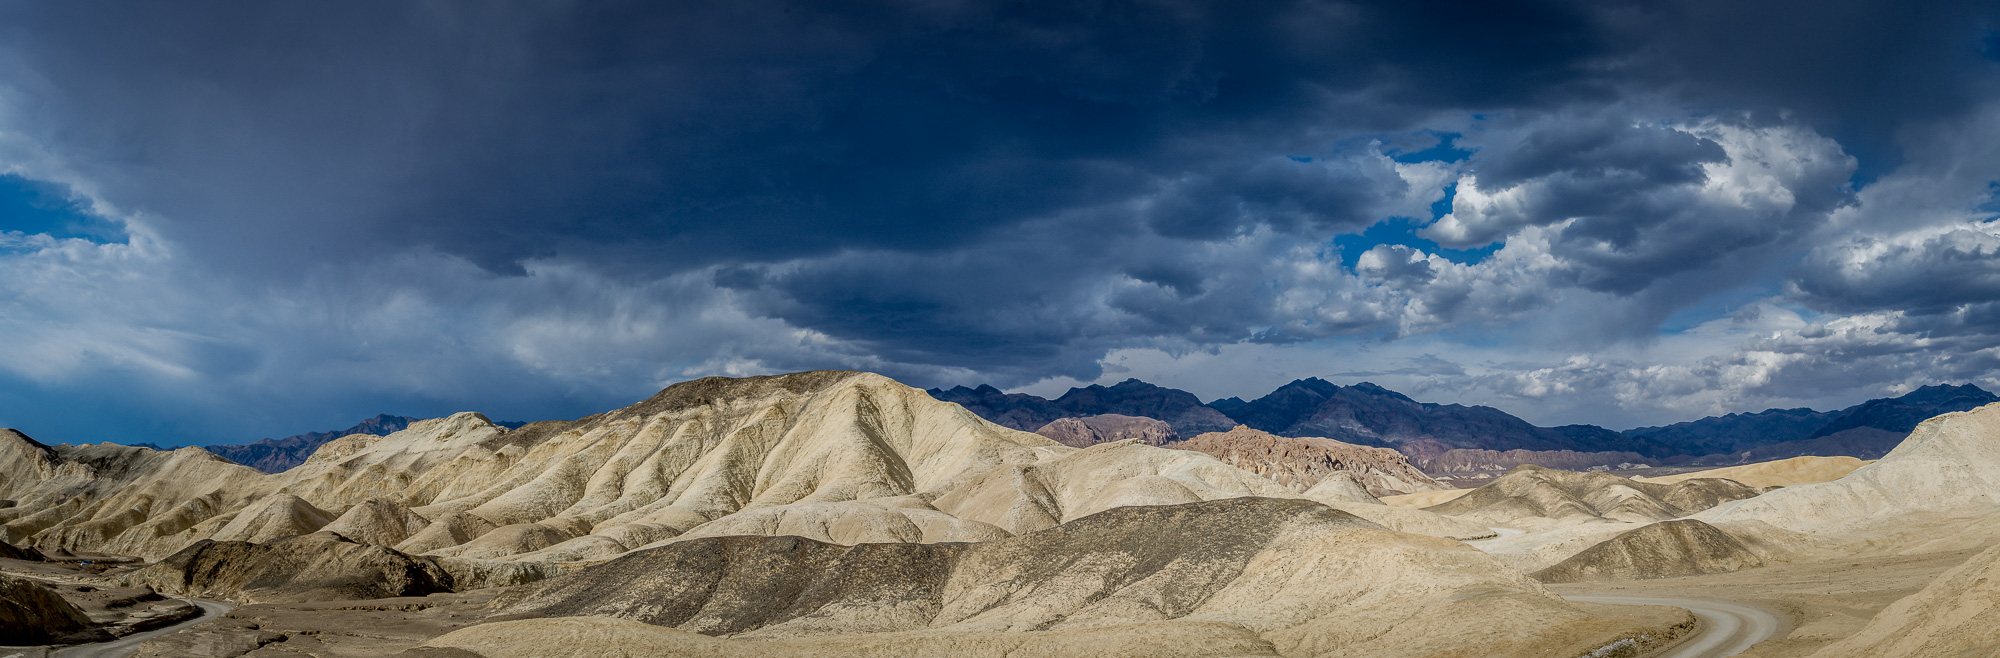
0 0 1617 278
1790 224 2000 317
1613 0 2000 180
2 0 2000 444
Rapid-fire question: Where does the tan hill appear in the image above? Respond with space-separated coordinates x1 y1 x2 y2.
1809 542 2000 657
1426 465 1767 529
1423 465 1769 572
1173 425 1449 496
1298 470 1377 504
1634 455 1870 488
125 531 453 604
428 497 1690 658
1 371 1355 573
1530 519 1764 583
320 497 432 548
1032 413 1178 447
1380 487 1472 508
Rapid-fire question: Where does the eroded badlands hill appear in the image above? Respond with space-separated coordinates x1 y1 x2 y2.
422 497 1689 658
0 372 1348 573
1173 425 1448 496
1696 401 2000 555
1427 465 1766 529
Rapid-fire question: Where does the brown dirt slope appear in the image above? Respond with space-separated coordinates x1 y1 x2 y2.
1532 519 1764 583
1174 425 1448 496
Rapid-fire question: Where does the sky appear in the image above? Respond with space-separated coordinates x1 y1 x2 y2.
2 1 2000 446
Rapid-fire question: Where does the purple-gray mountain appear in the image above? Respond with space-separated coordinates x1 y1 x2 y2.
932 379 1997 466
1625 383 1998 463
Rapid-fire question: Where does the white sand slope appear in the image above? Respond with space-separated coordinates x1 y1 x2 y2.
1697 402 2000 554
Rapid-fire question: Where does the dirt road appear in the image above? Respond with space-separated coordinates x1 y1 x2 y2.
1564 594 1779 658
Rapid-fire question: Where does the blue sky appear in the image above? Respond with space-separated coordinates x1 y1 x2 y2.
1 1 1999 445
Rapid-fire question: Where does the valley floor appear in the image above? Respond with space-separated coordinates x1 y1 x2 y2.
4 542 1983 657
1548 549 1983 657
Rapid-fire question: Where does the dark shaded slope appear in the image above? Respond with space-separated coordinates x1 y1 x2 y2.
127 532 453 604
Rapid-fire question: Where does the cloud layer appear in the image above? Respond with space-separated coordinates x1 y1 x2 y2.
0 1 1997 444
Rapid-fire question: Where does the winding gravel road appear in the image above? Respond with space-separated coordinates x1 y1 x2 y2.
49 598 232 658
1563 594 1780 658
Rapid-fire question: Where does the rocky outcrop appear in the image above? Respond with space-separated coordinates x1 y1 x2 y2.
0 574 99 644
1532 519 1764 583
1033 414 1178 447
454 497 1687 657
125 531 454 604
1173 426 1448 496
0 538 46 561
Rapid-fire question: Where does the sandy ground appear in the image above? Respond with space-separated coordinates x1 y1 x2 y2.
1548 549 1984 657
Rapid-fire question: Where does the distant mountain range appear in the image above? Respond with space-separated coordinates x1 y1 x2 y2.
929 380 1237 436
931 379 1998 470
1625 383 1998 463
